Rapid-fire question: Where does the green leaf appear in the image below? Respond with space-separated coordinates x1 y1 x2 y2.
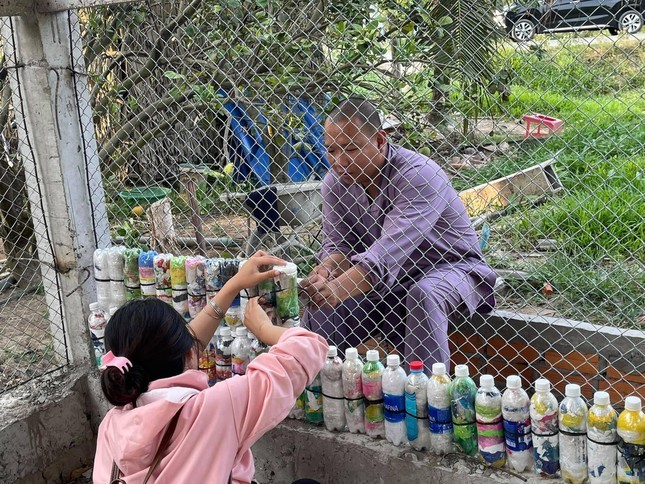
163 71 186 81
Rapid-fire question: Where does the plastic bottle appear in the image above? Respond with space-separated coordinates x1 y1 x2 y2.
383 354 408 446
215 326 233 381
587 391 617 483
231 326 251 376
476 374 506 467
405 361 431 450
87 302 107 366
107 246 126 308
321 346 346 431
559 383 588 483
93 249 111 309
305 372 324 425
362 349 385 438
138 250 158 298
342 348 365 434
249 332 268 362
502 375 533 472
450 364 478 456
530 378 560 477
616 396 644 484
427 362 453 454
288 392 306 420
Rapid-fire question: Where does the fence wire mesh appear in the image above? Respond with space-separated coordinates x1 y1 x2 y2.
1 0 643 402
0 17 68 394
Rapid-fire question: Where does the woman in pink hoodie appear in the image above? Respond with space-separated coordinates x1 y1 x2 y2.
93 252 328 484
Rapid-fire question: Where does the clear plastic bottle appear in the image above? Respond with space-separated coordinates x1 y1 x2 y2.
215 326 233 381
502 375 533 472
231 326 251 376
93 249 111 309
451 364 478 456
88 302 107 366
616 396 645 484
249 332 268 362
427 362 453 454
405 361 431 450
342 348 365 434
587 391 617 484
530 378 560 477
559 383 589 483
305 372 324 425
322 346 346 431
383 354 408 446
362 349 385 438
476 374 506 467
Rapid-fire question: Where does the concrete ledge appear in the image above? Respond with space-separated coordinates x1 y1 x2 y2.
252 420 562 484
0 368 95 484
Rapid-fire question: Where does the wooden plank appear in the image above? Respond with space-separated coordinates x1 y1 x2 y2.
459 158 564 217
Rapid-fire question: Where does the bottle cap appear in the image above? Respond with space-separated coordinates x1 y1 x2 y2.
535 378 551 393
345 348 358 360
220 327 231 337
506 375 521 389
432 362 446 376
594 391 610 406
410 361 423 372
235 326 247 337
89 302 100 311
454 364 469 378
565 383 581 398
625 395 641 412
366 349 379 362
479 374 494 388
328 346 337 358
386 354 400 367
274 262 298 275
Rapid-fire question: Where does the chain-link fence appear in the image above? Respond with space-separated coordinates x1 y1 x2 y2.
0 17 69 394
1 1 643 403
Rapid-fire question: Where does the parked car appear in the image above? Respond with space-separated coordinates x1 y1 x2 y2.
504 0 644 41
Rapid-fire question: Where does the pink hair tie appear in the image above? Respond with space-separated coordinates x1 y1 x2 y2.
100 351 132 374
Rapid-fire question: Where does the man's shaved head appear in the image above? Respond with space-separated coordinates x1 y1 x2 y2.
326 97 382 135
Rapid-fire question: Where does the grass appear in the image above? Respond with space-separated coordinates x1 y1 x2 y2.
459 38 644 326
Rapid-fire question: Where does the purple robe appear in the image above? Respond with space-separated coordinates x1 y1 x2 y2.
303 144 496 370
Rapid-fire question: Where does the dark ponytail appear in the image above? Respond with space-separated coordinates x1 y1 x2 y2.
100 298 197 406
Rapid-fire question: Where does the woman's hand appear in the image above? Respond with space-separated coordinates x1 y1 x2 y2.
244 297 285 346
230 251 285 293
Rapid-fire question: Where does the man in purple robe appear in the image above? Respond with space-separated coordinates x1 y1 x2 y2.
300 98 497 370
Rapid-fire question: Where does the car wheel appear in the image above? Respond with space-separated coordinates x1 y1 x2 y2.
511 18 536 42
618 10 643 34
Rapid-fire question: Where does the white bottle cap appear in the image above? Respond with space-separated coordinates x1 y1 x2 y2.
89 302 100 311
220 327 231 337
594 391 610 406
275 262 298 275
328 346 337 358
345 348 358 360
565 383 581 398
432 362 446 376
535 378 551 393
386 354 400 367
480 374 494 388
625 395 641 412
235 326 247 337
454 364 469 378
366 349 379 362
506 375 521 389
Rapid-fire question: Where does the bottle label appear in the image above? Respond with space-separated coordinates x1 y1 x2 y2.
305 385 324 423
384 393 405 423
503 418 532 452
405 392 418 440
428 405 453 434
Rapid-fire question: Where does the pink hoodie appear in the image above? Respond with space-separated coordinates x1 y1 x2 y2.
93 327 328 483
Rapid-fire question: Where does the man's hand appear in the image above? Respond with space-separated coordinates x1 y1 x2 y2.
302 278 343 309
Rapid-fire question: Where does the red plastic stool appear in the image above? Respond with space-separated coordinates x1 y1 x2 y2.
522 113 564 138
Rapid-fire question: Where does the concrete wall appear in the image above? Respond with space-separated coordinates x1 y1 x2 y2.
0 369 95 484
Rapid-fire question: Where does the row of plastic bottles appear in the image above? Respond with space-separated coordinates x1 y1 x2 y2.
293 349 645 483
